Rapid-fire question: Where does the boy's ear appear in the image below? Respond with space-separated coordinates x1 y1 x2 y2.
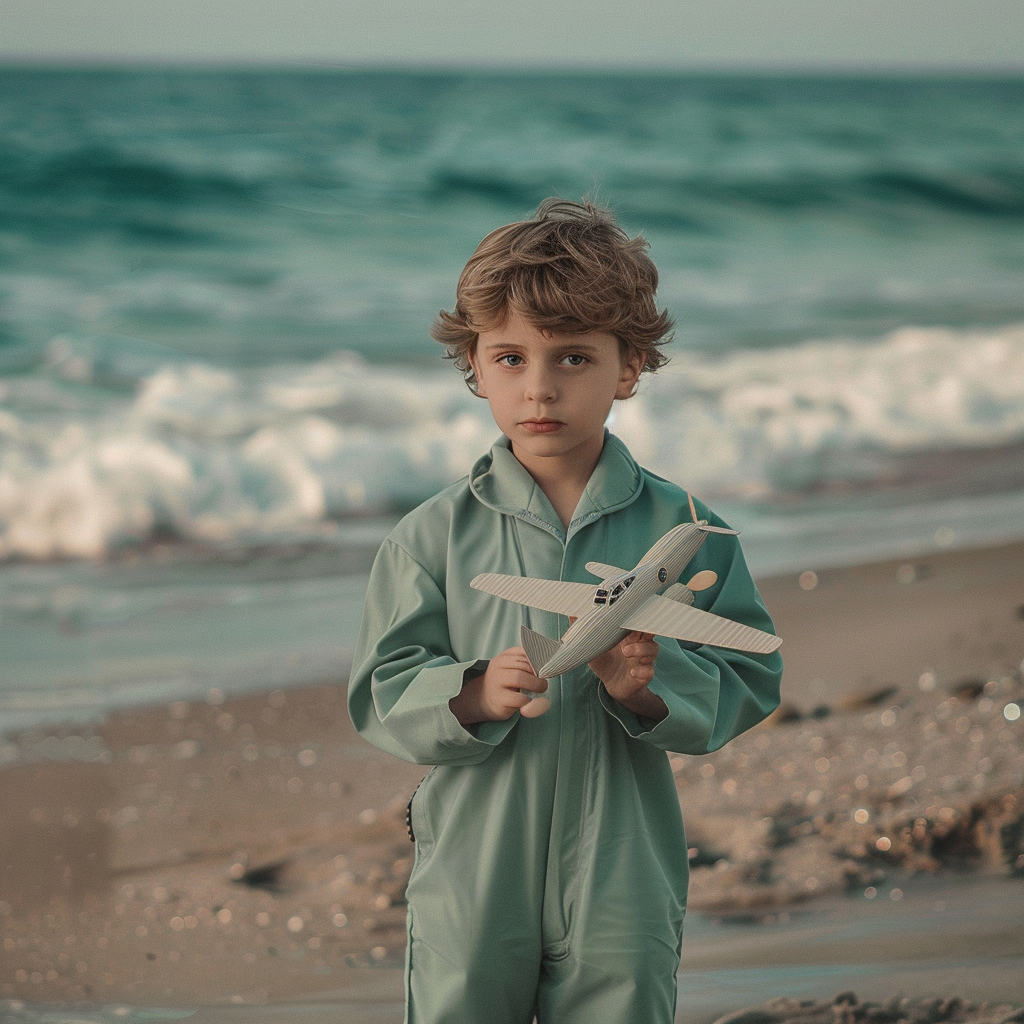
615 350 644 400
467 347 487 398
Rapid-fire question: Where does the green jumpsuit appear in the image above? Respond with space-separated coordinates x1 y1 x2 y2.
348 434 782 1024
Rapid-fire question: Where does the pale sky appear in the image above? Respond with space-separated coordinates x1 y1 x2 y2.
1 0 1022 69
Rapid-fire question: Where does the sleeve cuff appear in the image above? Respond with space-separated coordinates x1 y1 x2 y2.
382 659 517 763
597 680 668 739
597 666 719 753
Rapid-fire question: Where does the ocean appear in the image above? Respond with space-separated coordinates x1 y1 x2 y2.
2 66 1023 733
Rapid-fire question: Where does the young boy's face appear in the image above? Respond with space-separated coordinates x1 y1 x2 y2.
469 310 642 479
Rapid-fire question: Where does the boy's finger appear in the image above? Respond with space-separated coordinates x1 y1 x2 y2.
502 647 544 675
623 639 658 660
513 673 548 693
519 695 551 718
625 630 655 643
500 646 529 666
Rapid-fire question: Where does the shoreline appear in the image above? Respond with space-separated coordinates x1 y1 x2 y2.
1 537 1022 1018
3 528 1023 744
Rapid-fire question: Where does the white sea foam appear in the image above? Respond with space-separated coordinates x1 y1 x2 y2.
2 324 1024 560
617 323 1024 497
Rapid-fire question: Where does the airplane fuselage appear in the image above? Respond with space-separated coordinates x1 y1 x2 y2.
539 521 711 676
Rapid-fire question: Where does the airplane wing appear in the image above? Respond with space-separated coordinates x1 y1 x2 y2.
623 596 782 655
585 561 628 579
470 573 598 618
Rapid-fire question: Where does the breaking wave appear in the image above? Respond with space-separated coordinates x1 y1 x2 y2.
2 323 1024 560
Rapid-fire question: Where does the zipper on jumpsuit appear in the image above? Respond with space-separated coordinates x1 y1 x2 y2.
514 506 603 966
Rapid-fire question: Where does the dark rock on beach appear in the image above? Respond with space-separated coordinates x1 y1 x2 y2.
713 993 1024 1024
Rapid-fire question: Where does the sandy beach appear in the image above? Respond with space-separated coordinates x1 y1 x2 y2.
2 539 1023 1021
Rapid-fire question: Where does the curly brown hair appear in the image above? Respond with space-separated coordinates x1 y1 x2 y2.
431 198 673 393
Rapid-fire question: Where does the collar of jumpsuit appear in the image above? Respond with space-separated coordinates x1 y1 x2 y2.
469 431 643 542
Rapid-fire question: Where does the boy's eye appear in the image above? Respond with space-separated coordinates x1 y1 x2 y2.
561 353 588 366
497 353 523 367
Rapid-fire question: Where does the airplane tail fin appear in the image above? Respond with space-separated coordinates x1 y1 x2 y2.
520 625 562 676
689 490 739 535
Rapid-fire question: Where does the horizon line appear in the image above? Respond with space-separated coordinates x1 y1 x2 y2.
1 55 1023 77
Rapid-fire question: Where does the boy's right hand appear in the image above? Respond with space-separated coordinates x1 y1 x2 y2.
449 647 551 724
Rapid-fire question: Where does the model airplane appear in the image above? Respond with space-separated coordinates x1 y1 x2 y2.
470 494 782 680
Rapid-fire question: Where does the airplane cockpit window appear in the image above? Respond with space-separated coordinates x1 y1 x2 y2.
597 575 637 607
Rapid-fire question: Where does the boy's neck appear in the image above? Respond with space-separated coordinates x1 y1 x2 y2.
510 442 602 532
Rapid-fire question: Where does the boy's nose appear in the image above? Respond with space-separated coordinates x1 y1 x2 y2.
524 369 557 402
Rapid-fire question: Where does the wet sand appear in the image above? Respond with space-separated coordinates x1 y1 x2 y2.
1 539 1023 1020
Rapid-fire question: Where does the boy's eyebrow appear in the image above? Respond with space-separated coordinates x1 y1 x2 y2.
554 340 602 353
478 338 604 354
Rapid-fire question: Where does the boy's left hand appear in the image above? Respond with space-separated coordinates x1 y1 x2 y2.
588 631 668 723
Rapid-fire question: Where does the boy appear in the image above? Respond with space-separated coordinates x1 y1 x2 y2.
348 199 782 1024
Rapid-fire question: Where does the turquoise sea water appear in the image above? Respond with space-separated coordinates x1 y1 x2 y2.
1 67 1023 725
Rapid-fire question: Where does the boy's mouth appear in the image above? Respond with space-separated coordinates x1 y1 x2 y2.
520 419 563 434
